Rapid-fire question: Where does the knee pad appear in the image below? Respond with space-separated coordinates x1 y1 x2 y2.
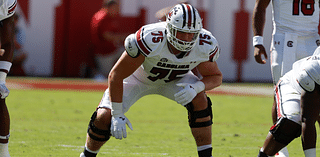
186 96 213 128
269 117 301 145
87 110 111 142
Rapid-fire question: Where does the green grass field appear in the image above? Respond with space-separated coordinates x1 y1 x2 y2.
5 83 320 156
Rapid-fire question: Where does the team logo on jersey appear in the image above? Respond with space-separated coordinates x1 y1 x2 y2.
316 40 320 46
127 41 133 50
309 55 320 60
167 7 178 22
287 41 293 47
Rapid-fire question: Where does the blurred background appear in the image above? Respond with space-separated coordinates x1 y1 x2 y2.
14 0 276 82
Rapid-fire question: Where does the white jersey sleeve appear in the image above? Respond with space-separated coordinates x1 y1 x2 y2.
124 34 140 58
292 55 320 92
0 0 16 21
196 29 220 62
134 22 167 57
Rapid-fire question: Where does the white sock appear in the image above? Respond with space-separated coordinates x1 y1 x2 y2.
0 143 10 157
197 144 212 151
304 148 316 157
276 147 289 157
85 145 99 154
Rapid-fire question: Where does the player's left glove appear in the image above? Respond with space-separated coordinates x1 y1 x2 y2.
0 71 10 99
0 82 9 99
110 102 133 140
174 81 205 106
0 62 12 99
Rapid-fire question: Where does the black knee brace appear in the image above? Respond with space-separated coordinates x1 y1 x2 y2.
186 96 213 128
87 110 111 142
269 117 301 145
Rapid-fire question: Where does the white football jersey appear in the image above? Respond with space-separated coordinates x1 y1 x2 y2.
272 0 319 36
128 22 220 85
0 0 16 21
286 55 320 92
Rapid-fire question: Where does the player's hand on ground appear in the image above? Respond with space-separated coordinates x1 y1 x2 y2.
174 83 197 106
0 82 9 99
111 114 133 139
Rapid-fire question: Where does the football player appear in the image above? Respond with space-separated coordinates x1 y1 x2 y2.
258 47 320 157
252 0 320 156
0 0 17 157
80 3 222 157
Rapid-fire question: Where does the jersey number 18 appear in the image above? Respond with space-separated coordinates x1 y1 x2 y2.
293 0 315 16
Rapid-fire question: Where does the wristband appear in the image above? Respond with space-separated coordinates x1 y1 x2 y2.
111 102 123 116
193 81 205 93
253 36 263 46
0 61 12 73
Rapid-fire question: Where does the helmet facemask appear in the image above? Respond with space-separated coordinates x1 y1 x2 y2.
167 23 200 52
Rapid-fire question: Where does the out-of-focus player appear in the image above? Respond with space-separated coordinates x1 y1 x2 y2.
80 3 222 157
252 0 320 156
0 0 17 157
258 47 320 157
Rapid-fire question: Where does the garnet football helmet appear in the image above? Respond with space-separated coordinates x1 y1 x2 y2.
166 3 202 52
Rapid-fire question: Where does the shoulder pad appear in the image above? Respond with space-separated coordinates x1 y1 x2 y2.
296 70 315 92
135 22 166 57
124 34 140 58
313 46 320 56
198 29 220 62
0 0 16 20
304 59 320 85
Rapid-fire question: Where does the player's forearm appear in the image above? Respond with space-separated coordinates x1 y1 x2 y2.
201 73 222 91
252 1 268 36
0 43 14 62
252 12 266 36
0 16 15 62
108 83 123 103
108 72 124 103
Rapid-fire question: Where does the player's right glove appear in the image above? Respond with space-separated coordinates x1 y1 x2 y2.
110 102 133 140
174 81 205 106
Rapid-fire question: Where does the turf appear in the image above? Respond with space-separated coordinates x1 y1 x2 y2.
6 86 319 156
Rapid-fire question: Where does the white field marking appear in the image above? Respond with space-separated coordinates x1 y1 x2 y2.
211 84 274 97
6 82 34 89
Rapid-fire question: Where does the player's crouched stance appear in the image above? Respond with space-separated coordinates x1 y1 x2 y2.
257 48 320 157
80 3 222 157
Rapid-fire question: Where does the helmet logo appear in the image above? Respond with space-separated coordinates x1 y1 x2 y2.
167 11 173 21
167 7 179 21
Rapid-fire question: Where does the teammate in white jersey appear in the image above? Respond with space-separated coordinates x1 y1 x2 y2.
80 3 222 157
258 47 320 157
253 0 320 79
0 0 16 157
252 1 320 156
